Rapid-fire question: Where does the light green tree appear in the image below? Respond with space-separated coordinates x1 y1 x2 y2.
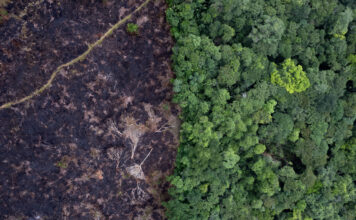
271 58 310 94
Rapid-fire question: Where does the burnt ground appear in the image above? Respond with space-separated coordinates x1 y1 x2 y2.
0 0 180 219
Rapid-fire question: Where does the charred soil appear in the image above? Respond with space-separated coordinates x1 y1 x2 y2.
0 0 179 219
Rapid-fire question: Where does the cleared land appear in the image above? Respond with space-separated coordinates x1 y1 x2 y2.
0 0 179 219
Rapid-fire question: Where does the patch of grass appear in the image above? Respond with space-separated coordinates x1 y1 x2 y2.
0 7 8 24
143 207 153 220
0 8 7 16
162 103 170 111
126 23 139 35
56 161 68 169
120 170 131 179
56 156 70 169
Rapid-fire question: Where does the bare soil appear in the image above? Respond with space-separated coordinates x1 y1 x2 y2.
0 0 179 219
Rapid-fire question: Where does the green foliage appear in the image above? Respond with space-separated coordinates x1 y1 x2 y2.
331 7 353 38
126 23 139 35
254 144 266 154
271 58 310 94
248 15 286 56
166 0 356 219
56 156 69 169
222 148 240 169
217 58 240 87
0 1 8 25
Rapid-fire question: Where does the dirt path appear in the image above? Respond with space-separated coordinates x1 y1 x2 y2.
0 0 179 219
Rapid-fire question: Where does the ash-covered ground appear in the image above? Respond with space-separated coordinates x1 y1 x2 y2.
0 0 179 219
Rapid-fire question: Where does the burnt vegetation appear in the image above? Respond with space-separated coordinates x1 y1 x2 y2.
0 0 179 219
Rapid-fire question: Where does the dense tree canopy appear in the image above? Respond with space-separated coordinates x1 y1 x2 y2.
165 0 356 219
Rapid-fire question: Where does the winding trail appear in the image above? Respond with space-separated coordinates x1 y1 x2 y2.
0 0 151 110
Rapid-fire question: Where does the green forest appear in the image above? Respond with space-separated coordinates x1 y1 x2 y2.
165 0 356 219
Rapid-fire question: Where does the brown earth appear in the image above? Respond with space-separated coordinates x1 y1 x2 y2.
0 0 179 219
